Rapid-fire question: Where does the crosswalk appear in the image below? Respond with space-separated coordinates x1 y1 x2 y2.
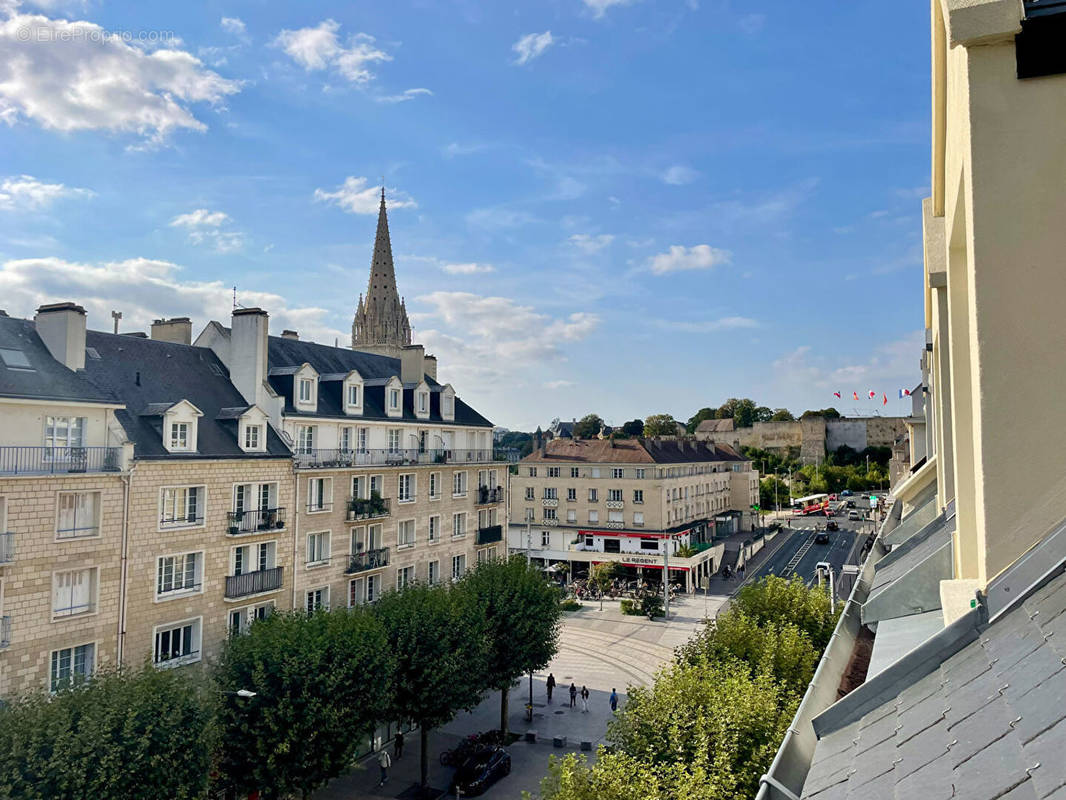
782 533 815 574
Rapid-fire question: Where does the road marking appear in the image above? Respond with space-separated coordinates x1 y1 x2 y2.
783 534 815 576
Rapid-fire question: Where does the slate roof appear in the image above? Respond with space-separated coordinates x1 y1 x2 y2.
800 567 1066 800
263 334 492 428
80 330 290 460
0 315 117 405
522 438 746 464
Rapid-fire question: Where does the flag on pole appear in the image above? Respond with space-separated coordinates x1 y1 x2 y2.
883 392 888 406
853 391 859 401
869 390 876 399
833 391 841 398
898 388 911 399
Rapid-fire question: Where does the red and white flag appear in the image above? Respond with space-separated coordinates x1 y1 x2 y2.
869 390 876 399
833 391 841 399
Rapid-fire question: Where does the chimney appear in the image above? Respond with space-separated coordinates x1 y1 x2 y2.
400 344 425 383
150 317 192 345
423 353 438 381
34 302 86 371
231 308 270 407
281 330 299 340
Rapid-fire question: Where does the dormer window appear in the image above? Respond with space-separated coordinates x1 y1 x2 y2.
244 425 261 450
160 399 203 454
414 381 430 420
170 422 189 450
419 392 427 413
299 379 313 403
390 389 400 410
293 364 319 410
440 384 456 422
348 384 360 407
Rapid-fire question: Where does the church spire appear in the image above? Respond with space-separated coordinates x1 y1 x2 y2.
351 188 412 350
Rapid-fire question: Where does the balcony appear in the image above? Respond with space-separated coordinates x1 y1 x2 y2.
346 547 390 574
542 498 559 508
475 486 504 506
606 500 624 509
605 521 624 529
0 446 122 476
541 518 559 526
225 566 284 599
476 524 503 546
347 495 391 521
0 532 13 564
293 448 508 469
226 507 287 536
0 615 9 648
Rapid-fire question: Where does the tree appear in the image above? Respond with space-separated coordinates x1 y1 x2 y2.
591 561 619 612
0 665 214 800
770 408 795 422
800 407 841 419
685 407 716 434
573 414 605 439
621 418 645 437
458 557 561 735
216 609 393 800
753 406 774 423
643 414 677 437
375 582 488 788
731 575 838 649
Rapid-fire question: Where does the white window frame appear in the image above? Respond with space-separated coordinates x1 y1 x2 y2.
634 489 644 504
230 540 277 575
589 510 599 523
153 617 202 668
156 551 204 599
297 425 316 454
398 518 416 548
305 531 331 567
428 560 440 585
366 573 381 603
347 383 361 409
397 565 414 591
389 388 401 410
541 530 551 546
429 471 441 500
228 601 274 636
636 468 646 479
388 428 402 453
566 509 577 523
612 468 625 479
428 515 440 543
169 421 190 451
159 485 206 530
451 553 466 580
44 416 86 450
305 586 330 613
398 473 416 503
453 471 467 498
307 477 332 513
52 566 98 619
348 577 365 607
49 642 94 691
298 377 315 405
243 423 262 451
452 512 466 538
56 491 101 540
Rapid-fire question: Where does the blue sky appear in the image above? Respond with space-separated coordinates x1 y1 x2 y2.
0 0 930 430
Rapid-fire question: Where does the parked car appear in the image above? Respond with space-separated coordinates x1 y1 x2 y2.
826 520 839 531
845 500 856 509
848 510 861 521
841 489 853 497
451 746 511 796
828 493 838 501
814 531 830 544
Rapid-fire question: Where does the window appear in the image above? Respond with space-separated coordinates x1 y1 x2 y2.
232 541 276 575
56 492 100 539
154 619 201 667
370 475 382 497
160 486 204 527
588 488 598 503
348 577 365 607
169 422 189 450
228 603 273 636
528 467 537 477
566 510 576 523
525 508 534 522
442 392 454 418
634 489 644 504
306 531 330 566
636 468 645 479
525 487 535 501
608 511 623 523
398 473 415 503
608 489 623 502
397 566 413 590
53 568 97 617
243 424 262 451
398 519 415 547
298 378 314 403
45 416 85 449
544 508 557 520
547 467 560 478
589 510 599 523
453 471 467 497
428 515 440 543
541 530 550 546
366 574 380 603
640 538 658 550
305 587 329 612
612 468 624 479
477 547 497 564
297 425 315 454
590 468 601 478
358 427 369 452
50 643 94 691
453 512 466 538
340 427 352 452
543 487 558 500
307 477 331 512
232 483 280 532
451 554 466 580
567 488 576 501
347 384 360 407
428 560 440 585
388 429 401 453
156 553 202 597
418 391 428 414
634 512 645 526
389 388 400 410
570 467 579 478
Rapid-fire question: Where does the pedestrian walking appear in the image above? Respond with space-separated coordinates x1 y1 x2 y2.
394 731 404 759
376 749 392 786
738 563 746 580
580 685 590 713
569 682 577 709
546 672 556 704
609 688 618 712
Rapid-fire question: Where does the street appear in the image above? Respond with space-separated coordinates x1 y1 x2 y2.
747 515 866 586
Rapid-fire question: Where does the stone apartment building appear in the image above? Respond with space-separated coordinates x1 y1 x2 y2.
506 438 758 593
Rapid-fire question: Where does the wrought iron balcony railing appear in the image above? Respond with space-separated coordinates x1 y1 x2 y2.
0 446 121 475
294 448 510 469
225 566 284 599
346 496 391 521
346 548 390 574
0 532 13 564
226 507 287 535
475 486 504 505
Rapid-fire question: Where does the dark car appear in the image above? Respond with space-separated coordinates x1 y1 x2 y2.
826 521 839 531
845 500 856 509
841 489 853 497
451 745 511 796
814 531 830 544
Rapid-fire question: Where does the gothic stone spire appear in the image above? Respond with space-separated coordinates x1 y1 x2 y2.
351 188 412 349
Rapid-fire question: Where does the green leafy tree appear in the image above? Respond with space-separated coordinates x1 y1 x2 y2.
215 608 393 800
754 406 774 423
573 413 605 439
375 582 488 787
621 418 645 437
716 398 760 428
759 476 789 511
770 408 795 422
590 561 619 611
459 557 561 734
643 414 678 437
685 407 716 434
0 665 214 800
732 575 838 649
800 407 841 419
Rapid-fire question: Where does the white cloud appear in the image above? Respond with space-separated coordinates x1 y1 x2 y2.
169 208 244 252
657 316 759 333
583 0 639 19
440 262 495 275
313 176 416 215
511 31 553 65
568 233 614 253
410 291 598 383
0 256 344 344
220 16 246 36
544 380 574 390
662 165 699 185
0 12 241 145
442 141 489 158
0 174 93 210
375 87 432 104
273 20 390 84
647 244 731 274
771 331 924 393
